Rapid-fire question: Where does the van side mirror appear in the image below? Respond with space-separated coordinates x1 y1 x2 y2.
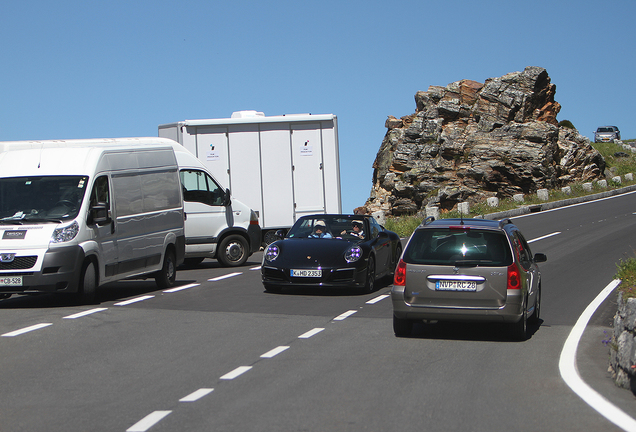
222 188 232 207
89 202 111 226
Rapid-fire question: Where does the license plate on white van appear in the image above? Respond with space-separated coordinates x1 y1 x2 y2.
291 269 322 278
0 276 22 286
436 280 477 291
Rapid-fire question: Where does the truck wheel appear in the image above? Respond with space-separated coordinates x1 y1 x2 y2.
79 260 97 304
218 235 248 267
155 249 177 288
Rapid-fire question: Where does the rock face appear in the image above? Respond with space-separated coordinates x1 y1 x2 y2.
362 66 605 216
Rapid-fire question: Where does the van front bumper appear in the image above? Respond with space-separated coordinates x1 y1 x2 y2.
0 246 85 294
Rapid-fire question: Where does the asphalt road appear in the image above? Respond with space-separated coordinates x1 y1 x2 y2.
2 192 636 432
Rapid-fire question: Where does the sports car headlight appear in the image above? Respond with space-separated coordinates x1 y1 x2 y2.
51 221 79 243
264 244 279 262
344 246 362 263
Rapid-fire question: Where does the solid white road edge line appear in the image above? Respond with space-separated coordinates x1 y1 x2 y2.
63 308 108 319
114 295 155 306
333 310 357 321
126 410 172 432
180 388 214 402
208 272 242 282
558 279 636 432
220 366 252 380
2 323 52 337
298 328 325 339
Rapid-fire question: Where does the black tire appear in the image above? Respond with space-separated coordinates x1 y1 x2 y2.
362 256 375 293
183 257 205 267
217 235 248 267
390 244 402 277
529 285 541 325
510 297 528 341
393 315 413 337
264 284 282 293
155 249 177 289
79 260 98 304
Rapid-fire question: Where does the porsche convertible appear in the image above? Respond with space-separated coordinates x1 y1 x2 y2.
261 214 402 293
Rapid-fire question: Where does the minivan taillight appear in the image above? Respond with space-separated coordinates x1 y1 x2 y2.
394 259 407 286
507 263 521 290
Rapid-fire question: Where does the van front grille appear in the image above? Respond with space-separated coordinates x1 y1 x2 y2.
0 256 37 270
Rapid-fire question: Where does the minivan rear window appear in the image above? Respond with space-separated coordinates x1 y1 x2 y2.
404 228 513 266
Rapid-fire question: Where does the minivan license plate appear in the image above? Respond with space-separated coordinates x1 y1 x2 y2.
0 276 22 286
436 280 477 291
291 269 322 278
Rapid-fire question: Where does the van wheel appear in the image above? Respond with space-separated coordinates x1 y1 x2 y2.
79 261 98 304
218 235 248 267
155 250 176 288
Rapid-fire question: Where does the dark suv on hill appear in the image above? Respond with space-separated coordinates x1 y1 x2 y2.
391 218 547 340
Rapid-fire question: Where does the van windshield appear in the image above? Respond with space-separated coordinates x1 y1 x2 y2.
0 176 88 223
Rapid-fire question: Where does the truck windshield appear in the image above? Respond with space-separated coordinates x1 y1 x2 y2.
0 176 88 223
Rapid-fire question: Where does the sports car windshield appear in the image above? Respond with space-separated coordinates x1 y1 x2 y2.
0 176 88 223
287 216 367 240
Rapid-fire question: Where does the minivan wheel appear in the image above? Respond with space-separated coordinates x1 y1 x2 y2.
510 297 528 341
218 235 248 267
529 285 541 325
155 250 176 288
79 260 97 304
393 315 413 337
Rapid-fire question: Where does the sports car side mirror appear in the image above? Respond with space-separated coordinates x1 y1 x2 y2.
534 253 547 263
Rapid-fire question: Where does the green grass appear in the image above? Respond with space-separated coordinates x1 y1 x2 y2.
616 257 636 298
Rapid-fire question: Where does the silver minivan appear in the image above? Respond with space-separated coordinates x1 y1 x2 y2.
391 218 546 340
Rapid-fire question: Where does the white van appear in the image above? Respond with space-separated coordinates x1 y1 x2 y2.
0 138 186 303
170 144 261 267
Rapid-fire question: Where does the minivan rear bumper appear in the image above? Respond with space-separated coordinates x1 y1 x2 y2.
0 246 84 294
391 285 523 323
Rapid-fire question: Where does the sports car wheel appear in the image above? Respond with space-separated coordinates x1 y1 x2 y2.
362 256 375 293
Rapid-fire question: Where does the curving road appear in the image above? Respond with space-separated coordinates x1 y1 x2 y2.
2 192 636 432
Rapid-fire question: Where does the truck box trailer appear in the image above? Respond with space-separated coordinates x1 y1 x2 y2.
159 111 341 243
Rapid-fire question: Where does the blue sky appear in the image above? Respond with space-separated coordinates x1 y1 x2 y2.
1 1 634 214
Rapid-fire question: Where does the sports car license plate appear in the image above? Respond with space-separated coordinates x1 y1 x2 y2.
291 269 322 278
436 280 477 291
0 276 22 286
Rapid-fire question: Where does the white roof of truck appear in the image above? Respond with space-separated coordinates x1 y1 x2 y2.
159 112 336 128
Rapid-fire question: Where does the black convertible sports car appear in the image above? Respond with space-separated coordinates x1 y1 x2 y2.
261 214 402 293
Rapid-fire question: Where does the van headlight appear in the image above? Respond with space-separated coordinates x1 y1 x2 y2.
264 244 279 262
51 221 79 243
345 246 362 263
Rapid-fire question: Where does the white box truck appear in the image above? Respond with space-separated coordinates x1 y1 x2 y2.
0 138 186 303
159 111 341 243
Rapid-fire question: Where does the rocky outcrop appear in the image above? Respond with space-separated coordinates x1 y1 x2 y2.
362 67 605 216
